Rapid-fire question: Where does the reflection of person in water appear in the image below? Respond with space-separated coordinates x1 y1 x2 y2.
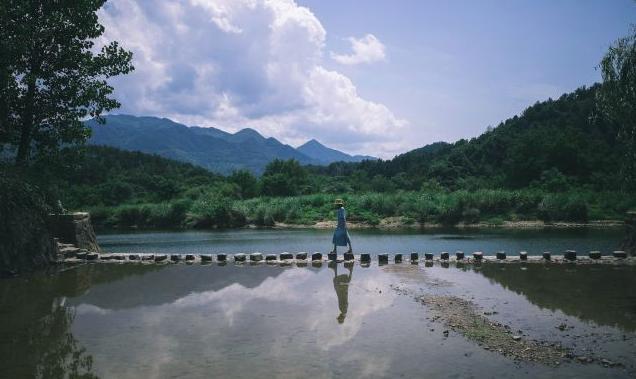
330 261 353 324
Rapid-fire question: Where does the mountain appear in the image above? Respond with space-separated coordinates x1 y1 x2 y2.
87 115 319 174
297 139 376 164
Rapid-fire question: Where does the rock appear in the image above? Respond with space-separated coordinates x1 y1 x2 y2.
394 254 403 263
543 252 552 261
280 253 293 260
295 252 308 260
60 246 80 258
512 335 522 341
128 254 140 260
344 252 354 261
265 254 277 261
142 254 154 261
311 252 322 261
360 253 371 263
154 254 167 262
113 254 126 261
473 252 483 260
410 252 419 262
564 250 577 261
250 252 263 261
519 251 528 261
170 254 181 262
455 251 465 260
588 251 601 260
613 250 627 259
496 252 506 260
200 255 213 262
185 254 196 261
424 252 434 260
378 254 389 263
328 253 337 261
440 252 449 260
75 251 87 259
100 254 114 260
217 254 227 262
86 252 99 260
234 253 246 262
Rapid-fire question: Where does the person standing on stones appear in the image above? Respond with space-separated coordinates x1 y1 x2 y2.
331 199 352 254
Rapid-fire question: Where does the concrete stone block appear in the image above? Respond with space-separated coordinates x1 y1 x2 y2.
344 253 354 261
496 252 506 260
455 251 465 260
234 253 246 262
296 252 308 260
588 251 601 260
519 251 528 261
378 254 389 263
155 254 167 262
613 250 627 259
217 254 227 261
542 252 551 261
424 253 434 260
473 252 483 260
360 253 371 263
394 254 403 263
410 252 419 262
311 252 323 261
564 250 577 261
280 253 294 260
250 253 263 261
440 252 449 260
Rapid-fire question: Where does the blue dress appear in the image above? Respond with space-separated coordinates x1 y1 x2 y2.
332 207 351 246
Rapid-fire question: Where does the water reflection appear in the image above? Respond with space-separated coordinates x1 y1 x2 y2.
330 261 354 324
472 264 636 332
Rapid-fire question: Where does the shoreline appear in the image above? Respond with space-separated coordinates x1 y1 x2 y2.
95 218 625 233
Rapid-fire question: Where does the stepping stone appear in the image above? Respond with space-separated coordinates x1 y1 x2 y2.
440 252 449 260
128 254 140 260
250 253 263 261
519 251 528 261
296 252 308 260
155 254 167 262
455 251 465 260
170 254 181 262
344 253 354 261
473 252 483 261
265 254 277 261
200 255 213 262
424 253 434 261
86 252 99 260
185 254 196 261
378 254 389 263
311 252 323 261
216 254 227 262
76 251 87 259
613 251 627 259
496 252 506 260
543 252 551 260
234 253 246 262
360 253 371 263
280 253 294 260
113 255 126 261
564 250 577 261
410 252 419 262
394 254 403 263
588 251 601 260
328 253 337 261
142 254 154 261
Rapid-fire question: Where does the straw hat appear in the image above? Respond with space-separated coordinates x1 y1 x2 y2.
334 198 345 206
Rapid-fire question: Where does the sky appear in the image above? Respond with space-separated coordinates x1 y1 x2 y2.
97 0 636 158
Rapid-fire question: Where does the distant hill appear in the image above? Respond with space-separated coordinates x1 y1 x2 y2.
297 139 376 164
314 84 622 191
86 115 372 175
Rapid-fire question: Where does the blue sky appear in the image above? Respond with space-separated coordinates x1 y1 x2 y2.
98 0 635 157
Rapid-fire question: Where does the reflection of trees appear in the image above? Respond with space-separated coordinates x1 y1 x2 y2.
474 264 636 332
0 267 107 378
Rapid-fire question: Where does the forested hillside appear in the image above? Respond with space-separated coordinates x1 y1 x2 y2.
313 85 622 192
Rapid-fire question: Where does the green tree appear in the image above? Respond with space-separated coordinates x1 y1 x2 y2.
0 1 134 165
597 27 636 189
229 169 258 198
260 159 309 196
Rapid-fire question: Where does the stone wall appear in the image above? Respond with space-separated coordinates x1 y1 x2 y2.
47 212 101 253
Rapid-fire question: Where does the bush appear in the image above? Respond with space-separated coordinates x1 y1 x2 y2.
462 208 481 224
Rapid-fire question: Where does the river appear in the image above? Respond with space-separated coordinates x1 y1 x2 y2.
1 228 634 378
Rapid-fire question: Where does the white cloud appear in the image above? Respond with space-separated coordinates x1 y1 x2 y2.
331 34 386 65
97 0 406 157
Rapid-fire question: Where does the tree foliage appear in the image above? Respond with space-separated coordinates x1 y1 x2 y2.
0 0 134 165
597 26 636 189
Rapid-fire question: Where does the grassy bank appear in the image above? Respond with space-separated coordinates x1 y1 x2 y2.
84 189 635 230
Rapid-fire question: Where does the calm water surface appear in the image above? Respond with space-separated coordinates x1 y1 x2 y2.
1 261 635 378
97 227 625 256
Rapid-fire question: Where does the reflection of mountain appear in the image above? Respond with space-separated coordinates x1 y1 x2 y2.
68 264 287 310
476 265 636 332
